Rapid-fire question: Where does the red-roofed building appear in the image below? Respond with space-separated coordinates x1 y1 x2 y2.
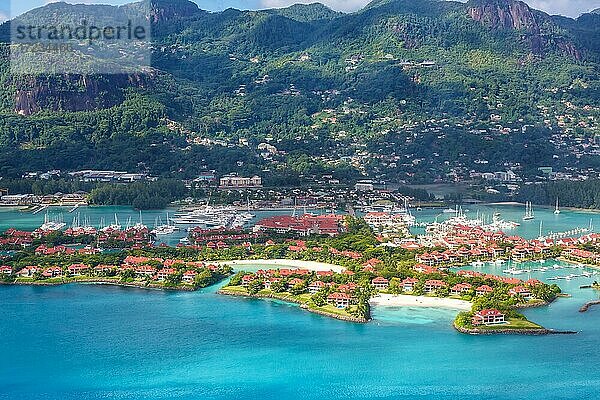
475 285 494 296
308 280 326 294
371 277 389 290
509 286 533 300
327 292 351 308
0 266 13 275
402 277 419 292
424 280 447 293
254 214 345 236
68 264 90 276
264 277 282 290
472 309 506 326
156 268 177 281
182 270 197 283
450 283 472 295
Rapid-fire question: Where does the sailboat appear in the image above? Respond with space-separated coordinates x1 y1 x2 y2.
101 214 122 232
151 212 179 235
523 202 535 221
554 198 561 215
133 210 147 230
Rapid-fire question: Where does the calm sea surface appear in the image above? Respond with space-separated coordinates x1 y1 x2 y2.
1 205 600 399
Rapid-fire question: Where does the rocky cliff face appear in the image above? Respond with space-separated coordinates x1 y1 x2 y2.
467 0 581 60
467 0 539 31
147 0 200 24
13 74 148 116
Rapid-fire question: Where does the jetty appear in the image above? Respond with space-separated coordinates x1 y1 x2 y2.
579 300 600 313
31 205 49 214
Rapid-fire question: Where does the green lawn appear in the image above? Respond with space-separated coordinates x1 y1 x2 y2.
309 303 356 318
479 318 543 330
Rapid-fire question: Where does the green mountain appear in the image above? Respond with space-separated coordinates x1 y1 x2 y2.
0 0 599 184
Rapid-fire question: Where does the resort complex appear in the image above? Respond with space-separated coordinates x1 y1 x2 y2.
3 205 596 334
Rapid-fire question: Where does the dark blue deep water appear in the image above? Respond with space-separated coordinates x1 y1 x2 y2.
2 259 600 400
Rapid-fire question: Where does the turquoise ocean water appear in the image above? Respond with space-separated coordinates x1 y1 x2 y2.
1 205 600 399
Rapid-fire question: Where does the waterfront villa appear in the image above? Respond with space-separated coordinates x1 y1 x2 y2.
424 280 447 293
0 266 12 275
450 283 472 295
338 282 357 293
509 286 533 300
42 267 63 278
476 285 494 296
134 266 157 279
182 270 197 283
308 280 326 294
287 278 305 289
371 277 389 290
156 268 177 281
263 277 282 290
241 274 254 287
401 277 418 292
327 292 351 308
472 309 506 326
68 264 90 276
17 266 38 277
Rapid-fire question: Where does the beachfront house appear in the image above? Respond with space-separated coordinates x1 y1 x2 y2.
42 267 63 278
287 278 305 290
0 266 12 275
475 285 494 296
424 280 447 293
264 277 282 290
450 283 472 296
472 309 506 326
327 292 351 308
68 264 90 276
241 274 254 287
308 281 326 294
371 277 389 290
135 266 157 279
156 268 177 281
402 277 418 292
17 266 38 277
182 270 197 283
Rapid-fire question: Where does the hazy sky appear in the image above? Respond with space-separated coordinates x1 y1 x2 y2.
2 0 600 22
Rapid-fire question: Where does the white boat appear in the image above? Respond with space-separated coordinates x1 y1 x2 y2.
101 214 122 232
40 213 66 231
443 206 458 214
554 198 561 215
172 205 254 229
523 202 535 221
151 213 180 235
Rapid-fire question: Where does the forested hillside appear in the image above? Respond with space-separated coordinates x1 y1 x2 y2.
0 0 599 184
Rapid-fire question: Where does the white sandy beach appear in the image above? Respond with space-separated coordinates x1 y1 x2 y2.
215 259 345 273
369 294 472 310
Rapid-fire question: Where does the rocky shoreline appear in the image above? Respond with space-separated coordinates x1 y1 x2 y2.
1 278 197 291
453 322 577 336
579 300 600 312
217 288 368 323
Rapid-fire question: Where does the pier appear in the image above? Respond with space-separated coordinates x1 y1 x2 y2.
31 205 49 214
579 300 600 313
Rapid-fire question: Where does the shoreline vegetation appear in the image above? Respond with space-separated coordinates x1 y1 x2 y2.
3 277 200 291
217 287 369 323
